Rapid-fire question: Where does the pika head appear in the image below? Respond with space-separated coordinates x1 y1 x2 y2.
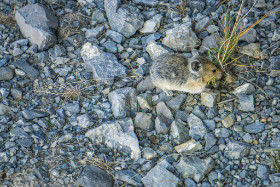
189 56 223 83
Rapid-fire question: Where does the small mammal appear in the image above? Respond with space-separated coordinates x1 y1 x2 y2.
150 53 223 95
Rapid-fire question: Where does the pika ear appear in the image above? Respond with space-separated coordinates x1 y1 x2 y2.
190 60 201 73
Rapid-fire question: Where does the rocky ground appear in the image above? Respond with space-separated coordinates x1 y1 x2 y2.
0 0 280 186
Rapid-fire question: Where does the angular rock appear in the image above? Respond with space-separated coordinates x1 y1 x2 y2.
201 90 219 108
134 112 154 131
76 165 113 187
269 173 280 183
108 87 137 119
115 169 143 187
34 165 50 182
0 67 14 80
85 118 141 160
170 119 190 144
77 114 93 128
140 14 163 34
239 28 257 43
137 95 153 110
204 133 217 151
10 127 30 138
0 103 10 115
15 3 58 50
155 114 170 134
137 76 156 92
16 138 34 148
195 17 211 33
185 178 197 187
22 110 49 120
142 165 179 187
187 114 207 140
192 106 207 120
244 122 265 134
238 94 255 112
12 59 39 79
133 0 159 6
257 164 269 180
233 83 255 95
81 43 126 81
269 56 280 70
85 26 105 39
214 128 231 138
92 9 107 23
104 0 144 37
156 102 173 122
175 139 202 154
176 156 215 182
199 35 218 53
166 94 186 111
162 24 200 52
239 43 261 59
106 30 124 44
272 29 280 42
224 140 251 159
142 147 157 160
146 41 168 60
221 114 235 128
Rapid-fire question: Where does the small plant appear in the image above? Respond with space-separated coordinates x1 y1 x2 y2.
209 0 280 72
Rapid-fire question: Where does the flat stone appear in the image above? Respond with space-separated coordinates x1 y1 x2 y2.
205 133 217 151
81 42 126 82
239 28 257 43
15 3 58 50
22 110 49 120
137 95 153 110
16 138 34 148
134 112 154 131
221 114 235 128
85 26 105 39
10 127 30 138
85 118 140 160
233 83 255 95
187 114 207 140
77 114 93 128
162 24 201 52
214 128 231 138
133 0 159 6
175 139 202 154
0 67 14 80
192 105 207 120
92 9 107 23
76 165 113 187
140 14 163 34
224 140 251 159
106 30 124 44
142 165 179 187
156 102 173 122
34 165 50 182
104 0 144 37
142 147 157 160
170 119 190 144
185 178 197 187
269 173 280 183
244 122 265 134
115 169 143 187
257 164 269 180
201 90 219 108
0 103 10 115
137 76 156 92
269 56 280 70
176 156 215 182
146 40 168 60
166 94 186 111
238 94 255 112
155 114 170 134
195 16 211 33
108 87 137 119
12 59 39 79
199 35 218 53
239 43 261 59
272 29 280 42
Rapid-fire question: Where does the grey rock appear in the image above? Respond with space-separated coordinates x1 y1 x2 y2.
92 9 107 23
176 156 215 182
54 45 66 57
115 169 143 187
103 41 118 53
81 43 126 81
67 33 85 47
201 90 219 108
155 114 170 134
142 165 179 187
108 87 137 119
215 128 231 138
77 114 93 128
185 178 197 187
85 118 140 160
203 120 216 131
15 3 58 50
34 165 50 182
13 47 24 56
207 107 218 119
12 59 39 79
137 95 153 110
175 139 202 154
0 59 8 67
137 76 156 92
239 28 257 43
146 40 168 60
195 17 211 33
76 165 113 187
10 127 30 138
187 114 207 140
0 67 14 80
156 102 173 122
58 134 73 143
272 29 280 42
175 111 188 122
224 140 250 159
106 30 124 44
257 164 269 180
16 138 34 147
269 173 280 183
22 110 49 120
199 35 218 53
221 114 235 128
238 94 255 112
142 147 157 160
239 43 261 59
0 103 10 115
140 14 163 34
85 26 105 39
134 112 154 131
269 56 280 70
166 94 186 111
233 83 255 95
170 119 190 144
133 0 158 6
244 122 265 134
193 106 207 120
242 133 253 143
10 39 29 48
162 24 201 52
104 0 144 37
63 102 80 116
205 133 217 151
189 1 205 12
159 143 174 153
271 134 280 148
11 88 22 100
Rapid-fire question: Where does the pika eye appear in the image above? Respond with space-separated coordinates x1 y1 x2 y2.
212 69 216 73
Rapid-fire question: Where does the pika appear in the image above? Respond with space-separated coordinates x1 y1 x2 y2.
150 53 223 95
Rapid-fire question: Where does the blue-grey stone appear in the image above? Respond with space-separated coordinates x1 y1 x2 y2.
238 94 254 112
103 41 118 53
244 122 265 134
16 138 34 147
257 165 269 180
185 178 197 187
0 59 8 67
224 140 251 159
0 66 14 80
205 133 217 151
10 127 30 138
12 59 39 79
115 169 143 187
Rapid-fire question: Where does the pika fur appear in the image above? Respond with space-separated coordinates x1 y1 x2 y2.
150 53 223 94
